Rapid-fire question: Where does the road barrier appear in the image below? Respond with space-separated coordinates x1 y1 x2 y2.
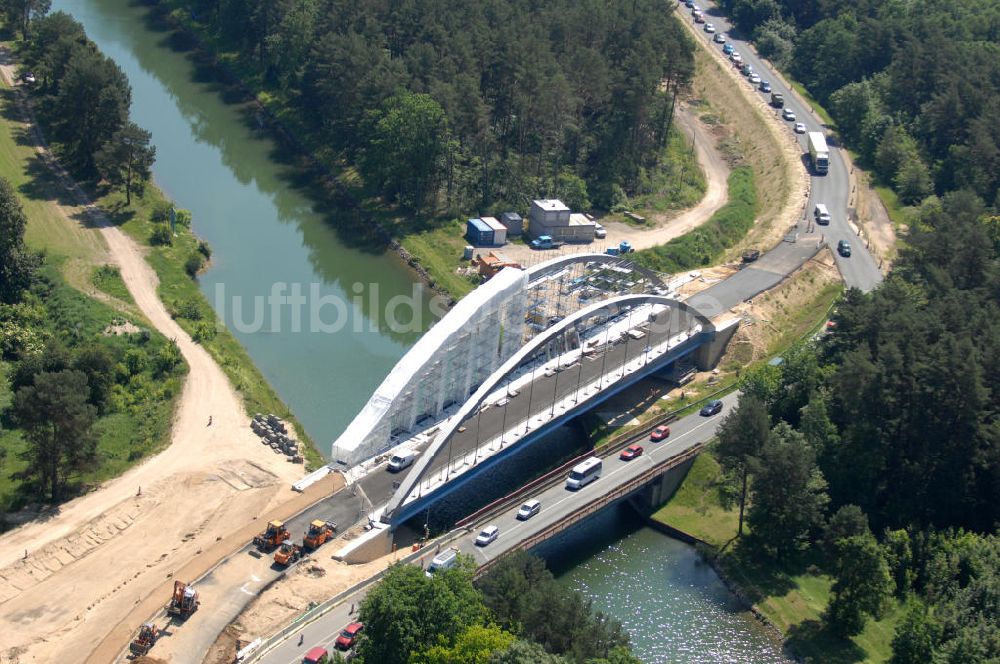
475 441 706 578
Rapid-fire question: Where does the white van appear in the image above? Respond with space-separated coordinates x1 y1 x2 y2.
425 548 458 577
566 457 602 490
388 449 416 472
814 203 831 225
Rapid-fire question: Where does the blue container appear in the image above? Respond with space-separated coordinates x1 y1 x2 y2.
466 218 494 246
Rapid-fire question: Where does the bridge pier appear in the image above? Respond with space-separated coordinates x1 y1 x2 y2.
630 455 698 512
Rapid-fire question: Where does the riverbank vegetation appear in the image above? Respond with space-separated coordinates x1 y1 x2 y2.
1 10 321 496
657 192 1000 661
717 0 1000 217
355 552 641 663
0 174 185 522
164 0 696 215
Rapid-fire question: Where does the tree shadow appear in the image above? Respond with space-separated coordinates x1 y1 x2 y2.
720 541 817 605
785 619 867 664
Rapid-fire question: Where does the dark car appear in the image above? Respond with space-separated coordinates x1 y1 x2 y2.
760 80 771 93
837 240 852 257
335 622 364 650
620 444 644 461
650 425 671 441
700 400 724 416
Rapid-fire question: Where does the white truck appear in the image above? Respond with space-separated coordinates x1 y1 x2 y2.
808 132 829 174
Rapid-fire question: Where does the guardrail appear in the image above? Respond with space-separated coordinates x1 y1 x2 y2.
475 441 705 578
457 383 736 529
240 526 466 663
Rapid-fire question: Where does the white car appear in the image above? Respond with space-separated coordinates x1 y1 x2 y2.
594 223 607 239
749 73 761 84
475 525 499 546
794 122 807 134
782 108 797 121
704 23 716 33
516 499 541 520
714 33 726 43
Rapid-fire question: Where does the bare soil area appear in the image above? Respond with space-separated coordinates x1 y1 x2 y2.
0 52 309 664
724 249 840 365
203 547 399 664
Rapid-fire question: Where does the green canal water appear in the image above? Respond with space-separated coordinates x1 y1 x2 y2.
52 0 434 451
52 2 793 659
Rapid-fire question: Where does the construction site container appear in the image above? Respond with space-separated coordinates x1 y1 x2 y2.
466 218 494 246
500 212 523 236
481 217 507 245
463 245 474 260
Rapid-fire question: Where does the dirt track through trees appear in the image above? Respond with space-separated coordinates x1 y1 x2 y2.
0 50 308 663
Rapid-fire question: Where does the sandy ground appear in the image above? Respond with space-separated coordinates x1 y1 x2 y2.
0 52 308 663
841 151 898 269
203 546 400 664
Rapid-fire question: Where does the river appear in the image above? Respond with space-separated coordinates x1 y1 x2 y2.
52 0 434 451
52 2 790 660
547 511 792 664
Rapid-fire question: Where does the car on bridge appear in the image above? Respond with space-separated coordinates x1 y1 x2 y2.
475 525 500 546
714 33 726 43
517 499 542 520
700 400 724 416
650 425 671 441
335 622 364 650
620 444 644 461
760 80 771 93
782 108 797 121
723 43 734 55
303 646 329 664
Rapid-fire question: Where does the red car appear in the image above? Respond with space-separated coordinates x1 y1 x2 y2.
620 444 643 461
650 425 671 441
303 647 329 664
335 622 364 650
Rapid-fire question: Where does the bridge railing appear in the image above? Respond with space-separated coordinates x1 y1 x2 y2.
475 441 706 578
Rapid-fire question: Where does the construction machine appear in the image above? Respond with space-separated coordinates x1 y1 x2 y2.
252 520 290 550
129 622 159 655
166 580 199 618
303 520 337 550
274 542 302 566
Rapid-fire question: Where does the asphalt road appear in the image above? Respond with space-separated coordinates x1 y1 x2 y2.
681 0 883 307
257 392 740 664
422 305 700 484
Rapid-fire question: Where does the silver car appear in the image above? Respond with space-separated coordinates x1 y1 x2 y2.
475 525 499 546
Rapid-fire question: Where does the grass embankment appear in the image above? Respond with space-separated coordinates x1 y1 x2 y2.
634 166 757 272
0 79 186 512
654 450 901 662
0 263 185 512
97 185 323 469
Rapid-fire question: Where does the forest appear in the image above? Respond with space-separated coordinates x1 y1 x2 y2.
713 190 1000 659
717 0 1000 208
348 552 642 664
169 0 696 214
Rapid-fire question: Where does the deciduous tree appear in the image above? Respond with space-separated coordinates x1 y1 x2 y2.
714 395 770 537
825 532 892 637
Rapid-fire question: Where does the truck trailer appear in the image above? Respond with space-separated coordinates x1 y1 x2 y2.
807 132 829 174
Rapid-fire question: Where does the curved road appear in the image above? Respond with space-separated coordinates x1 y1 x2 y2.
683 0 882 296
232 5 890 662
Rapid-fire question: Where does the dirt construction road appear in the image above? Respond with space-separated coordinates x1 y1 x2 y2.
0 52 306 663
496 102 730 265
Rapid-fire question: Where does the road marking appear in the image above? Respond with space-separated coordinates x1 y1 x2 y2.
239 584 256 596
499 414 720 541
